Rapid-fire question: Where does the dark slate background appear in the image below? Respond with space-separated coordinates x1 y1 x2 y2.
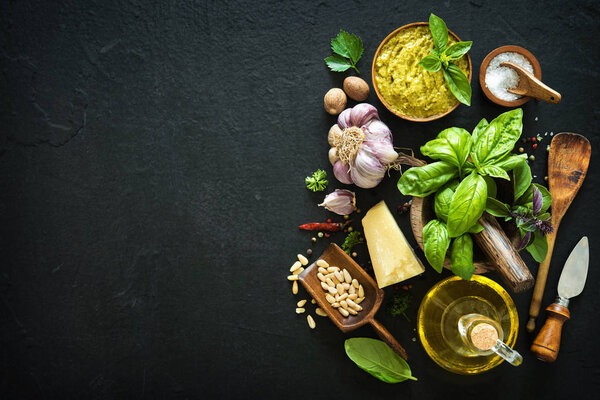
1 0 599 399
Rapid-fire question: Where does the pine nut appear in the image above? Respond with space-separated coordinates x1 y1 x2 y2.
349 286 356 295
339 307 349 317
290 261 302 272
334 271 344 282
355 297 364 304
296 307 305 314
316 259 329 268
321 282 329 291
347 308 358 315
326 294 335 304
340 300 349 309
332 302 340 308
336 284 344 295
325 278 336 287
297 254 308 266
358 285 364 298
307 315 316 329
292 280 298 294
287 275 299 281
315 308 327 317
343 269 352 283
348 294 358 300
325 273 335 279
318 267 328 275
297 299 307 307
337 293 348 302
347 299 362 311
293 267 304 275
327 266 339 273
342 283 350 290
352 279 359 288
317 273 326 282
332 276 341 285
327 286 338 295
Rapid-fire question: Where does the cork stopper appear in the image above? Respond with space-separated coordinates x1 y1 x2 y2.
470 323 499 350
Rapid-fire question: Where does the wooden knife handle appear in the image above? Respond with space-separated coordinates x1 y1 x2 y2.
370 319 408 360
530 303 570 362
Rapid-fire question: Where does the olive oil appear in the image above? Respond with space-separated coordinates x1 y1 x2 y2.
417 275 519 374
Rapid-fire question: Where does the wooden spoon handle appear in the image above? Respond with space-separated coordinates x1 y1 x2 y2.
474 213 534 293
527 229 558 332
530 303 570 362
370 319 408 360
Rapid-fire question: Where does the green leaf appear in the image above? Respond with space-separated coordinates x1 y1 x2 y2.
305 169 328 192
513 161 532 202
444 41 472 60
344 338 417 383
331 30 363 64
434 183 455 223
516 183 552 213
420 128 471 169
468 223 484 234
429 14 448 51
486 197 511 217
483 175 497 198
479 165 510 180
397 161 458 197
443 64 471 106
325 55 352 72
450 234 475 279
447 172 488 237
472 109 523 164
526 231 549 262
471 118 489 145
491 153 528 171
419 54 442 72
423 220 450 273
342 231 361 255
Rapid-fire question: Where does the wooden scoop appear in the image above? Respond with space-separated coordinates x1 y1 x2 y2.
500 61 561 104
298 243 408 360
526 133 591 333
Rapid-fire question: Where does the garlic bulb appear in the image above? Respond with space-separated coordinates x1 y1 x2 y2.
328 103 398 188
319 189 356 215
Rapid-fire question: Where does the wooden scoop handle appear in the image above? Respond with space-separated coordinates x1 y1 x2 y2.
527 229 558 332
501 61 562 104
474 213 534 293
530 303 570 362
370 319 408 360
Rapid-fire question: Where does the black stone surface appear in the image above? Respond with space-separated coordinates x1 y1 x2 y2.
1 1 599 399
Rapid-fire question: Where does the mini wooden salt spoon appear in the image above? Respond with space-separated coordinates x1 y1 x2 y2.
500 61 561 104
298 243 408 360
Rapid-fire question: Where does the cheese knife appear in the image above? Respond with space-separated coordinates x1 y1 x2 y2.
531 236 589 362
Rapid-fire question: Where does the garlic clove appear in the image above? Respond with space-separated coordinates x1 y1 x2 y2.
350 145 386 188
328 124 343 146
350 103 379 127
337 108 353 129
328 147 339 166
333 160 353 184
363 120 392 142
319 189 356 215
363 139 398 165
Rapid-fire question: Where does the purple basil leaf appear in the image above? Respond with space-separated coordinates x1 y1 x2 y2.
517 231 532 250
532 186 542 214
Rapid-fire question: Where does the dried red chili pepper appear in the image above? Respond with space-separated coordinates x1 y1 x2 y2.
298 221 351 232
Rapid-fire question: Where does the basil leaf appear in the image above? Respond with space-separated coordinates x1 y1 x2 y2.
434 184 455 222
516 183 551 213
447 172 488 237
472 109 523 164
483 175 497 198
534 184 552 213
397 161 458 197
437 127 472 167
468 223 484 234
423 220 450 273
444 41 472 60
479 165 510 180
419 54 442 72
526 231 549 262
429 13 448 51
491 153 528 171
486 197 511 217
513 161 532 202
471 118 489 145
443 64 471 106
450 234 475 280
344 338 417 383
331 30 363 64
325 55 352 72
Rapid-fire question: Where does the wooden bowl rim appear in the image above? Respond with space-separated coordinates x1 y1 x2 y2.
479 45 543 107
371 22 472 122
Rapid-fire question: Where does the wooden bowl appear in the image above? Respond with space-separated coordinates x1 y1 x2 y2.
479 45 542 107
371 22 472 122
409 196 522 274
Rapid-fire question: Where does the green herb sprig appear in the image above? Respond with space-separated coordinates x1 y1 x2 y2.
341 231 361 255
305 169 328 192
418 14 472 106
325 30 363 74
388 291 412 320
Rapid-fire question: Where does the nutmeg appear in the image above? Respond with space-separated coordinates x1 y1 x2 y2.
343 76 369 101
324 88 347 115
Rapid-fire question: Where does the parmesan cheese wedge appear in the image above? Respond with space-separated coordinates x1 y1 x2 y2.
362 201 425 288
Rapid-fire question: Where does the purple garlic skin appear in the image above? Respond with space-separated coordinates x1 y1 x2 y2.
330 103 397 188
318 189 356 215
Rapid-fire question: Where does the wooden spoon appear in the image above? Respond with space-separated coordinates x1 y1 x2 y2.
500 61 561 104
298 243 408 360
526 133 591 333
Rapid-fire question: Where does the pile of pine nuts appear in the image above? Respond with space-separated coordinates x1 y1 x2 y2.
287 253 327 329
316 259 364 318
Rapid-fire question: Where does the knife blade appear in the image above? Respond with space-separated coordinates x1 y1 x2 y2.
531 236 590 362
557 236 589 300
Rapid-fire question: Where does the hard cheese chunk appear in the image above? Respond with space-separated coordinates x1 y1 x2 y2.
362 201 425 288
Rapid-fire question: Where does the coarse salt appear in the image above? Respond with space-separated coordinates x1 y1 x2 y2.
485 52 534 101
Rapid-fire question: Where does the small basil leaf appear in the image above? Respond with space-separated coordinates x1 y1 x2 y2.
397 162 458 197
513 161 532 202
473 109 523 164
491 153 528 171
526 231 548 262
434 184 455 222
533 183 552 213
444 41 472 60
479 165 510 180
443 64 471 106
423 220 450 273
450 234 475 280
471 118 489 145
344 338 417 383
447 172 488 237
532 185 543 214
437 127 472 168
419 54 442 72
486 197 511 217
468 223 485 234
429 13 448 51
